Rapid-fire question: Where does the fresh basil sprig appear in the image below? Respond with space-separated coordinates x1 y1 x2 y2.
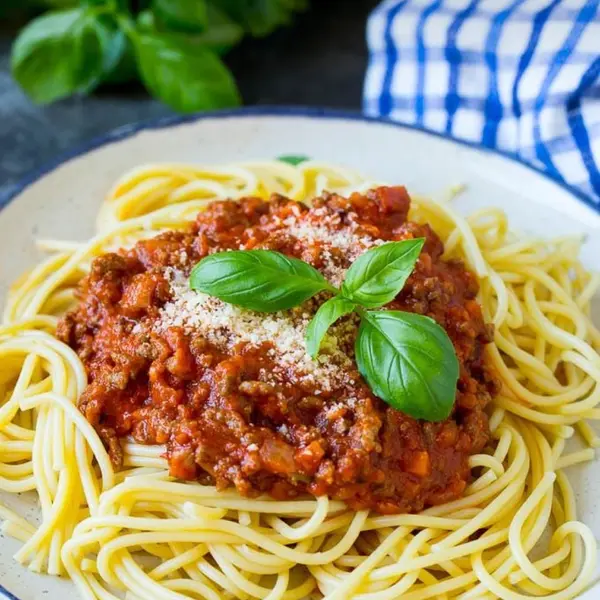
189 249 335 312
10 0 308 112
189 238 460 421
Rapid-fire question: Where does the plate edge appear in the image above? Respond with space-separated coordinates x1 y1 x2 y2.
1 106 598 216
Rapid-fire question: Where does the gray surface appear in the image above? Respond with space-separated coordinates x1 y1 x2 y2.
0 0 378 201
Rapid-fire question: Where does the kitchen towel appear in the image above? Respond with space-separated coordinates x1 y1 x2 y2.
363 0 600 206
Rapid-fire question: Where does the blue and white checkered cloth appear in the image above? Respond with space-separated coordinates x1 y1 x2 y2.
363 0 600 206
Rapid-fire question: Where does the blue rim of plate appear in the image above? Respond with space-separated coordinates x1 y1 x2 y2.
0 105 598 600
0 105 598 215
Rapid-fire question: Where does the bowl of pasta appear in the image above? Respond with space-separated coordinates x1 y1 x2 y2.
0 108 599 600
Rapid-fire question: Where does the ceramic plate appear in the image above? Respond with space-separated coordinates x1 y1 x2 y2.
1 108 599 600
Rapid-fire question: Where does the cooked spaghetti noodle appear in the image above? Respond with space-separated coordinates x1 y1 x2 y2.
1 161 599 600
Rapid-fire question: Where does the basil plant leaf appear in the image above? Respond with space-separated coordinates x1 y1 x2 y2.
278 155 310 166
103 26 137 85
217 0 309 37
190 250 334 312
153 0 208 32
342 238 425 308
186 23 244 55
355 310 459 421
306 296 356 359
82 0 128 6
138 8 243 56
134 32 241 112
136 10 156 32
201 3 245 53
92 14 129 85
11 8 123 104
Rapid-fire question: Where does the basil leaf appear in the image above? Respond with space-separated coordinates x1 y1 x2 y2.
190 250 333 312
137 8 243 55
203 2 245 49
82 0 127 7
181 3 244 55
153 0 208 32
134 32 241 112
103 24 138 85
278 155 309 166
342 239 425 309
306 296 356 359
137 10 156 32
355 311 459 421
217 0 309 37
185 21 244 54
11 8 121 103
92 14 128 85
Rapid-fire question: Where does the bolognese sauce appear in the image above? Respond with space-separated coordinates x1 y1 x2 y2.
57 187 499 514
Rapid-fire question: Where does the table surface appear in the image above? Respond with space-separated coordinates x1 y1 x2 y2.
0 0 379 201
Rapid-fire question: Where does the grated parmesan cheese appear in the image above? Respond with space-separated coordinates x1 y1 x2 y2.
282 217 386 287
152 204 390 393
284 216 385 259
155 268 358 391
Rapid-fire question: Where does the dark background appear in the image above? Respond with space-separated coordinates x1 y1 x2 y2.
0 0 380 201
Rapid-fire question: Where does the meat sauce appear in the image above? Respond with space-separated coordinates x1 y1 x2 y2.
58 187 499 514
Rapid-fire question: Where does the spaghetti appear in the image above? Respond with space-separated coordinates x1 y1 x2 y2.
1 161 599 600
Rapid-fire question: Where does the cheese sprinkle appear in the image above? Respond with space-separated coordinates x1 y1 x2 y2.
156 268 358 391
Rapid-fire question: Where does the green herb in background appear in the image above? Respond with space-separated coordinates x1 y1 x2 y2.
189 240 461 422
277 154 310 166
10 0 310 113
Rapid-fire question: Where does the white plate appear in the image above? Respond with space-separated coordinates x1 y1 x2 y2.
1 108 599 600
